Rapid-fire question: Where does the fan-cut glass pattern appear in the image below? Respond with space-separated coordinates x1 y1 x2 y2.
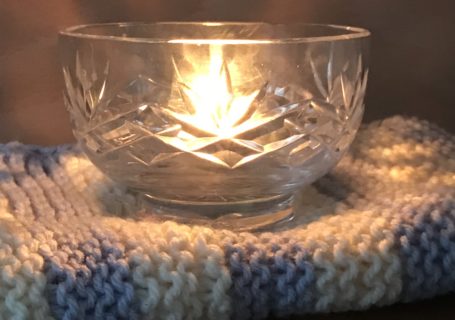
60 23 370 205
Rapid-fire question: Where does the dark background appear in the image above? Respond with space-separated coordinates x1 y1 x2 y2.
0 0 454 145
0 0 454 318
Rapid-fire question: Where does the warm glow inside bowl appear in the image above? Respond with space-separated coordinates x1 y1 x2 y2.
59 22 370 230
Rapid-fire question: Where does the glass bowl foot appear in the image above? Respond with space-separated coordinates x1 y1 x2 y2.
137 193 295 231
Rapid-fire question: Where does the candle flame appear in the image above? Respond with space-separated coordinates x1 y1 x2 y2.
171 45 259 138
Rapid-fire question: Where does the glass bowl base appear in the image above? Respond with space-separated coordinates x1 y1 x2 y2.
137 193 295 231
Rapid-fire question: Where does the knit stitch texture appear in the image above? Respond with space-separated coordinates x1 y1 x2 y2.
0 116 454 320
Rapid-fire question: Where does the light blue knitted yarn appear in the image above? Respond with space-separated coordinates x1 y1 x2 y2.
0 116 453 320
226 117 455 318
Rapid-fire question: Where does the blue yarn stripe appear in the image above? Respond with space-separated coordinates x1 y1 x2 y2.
44 237 138 320
396 194 455 301
225 242 315 319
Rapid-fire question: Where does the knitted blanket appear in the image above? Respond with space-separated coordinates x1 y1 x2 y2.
0 116 454 320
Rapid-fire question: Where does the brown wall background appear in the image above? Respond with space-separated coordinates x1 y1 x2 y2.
1 0 454 145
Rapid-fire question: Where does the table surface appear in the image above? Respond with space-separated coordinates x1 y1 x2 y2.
272 293 454 320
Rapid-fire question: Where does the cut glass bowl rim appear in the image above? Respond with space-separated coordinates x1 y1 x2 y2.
59 22 371 44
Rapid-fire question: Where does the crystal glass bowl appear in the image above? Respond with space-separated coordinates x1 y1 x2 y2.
59 22 370 230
